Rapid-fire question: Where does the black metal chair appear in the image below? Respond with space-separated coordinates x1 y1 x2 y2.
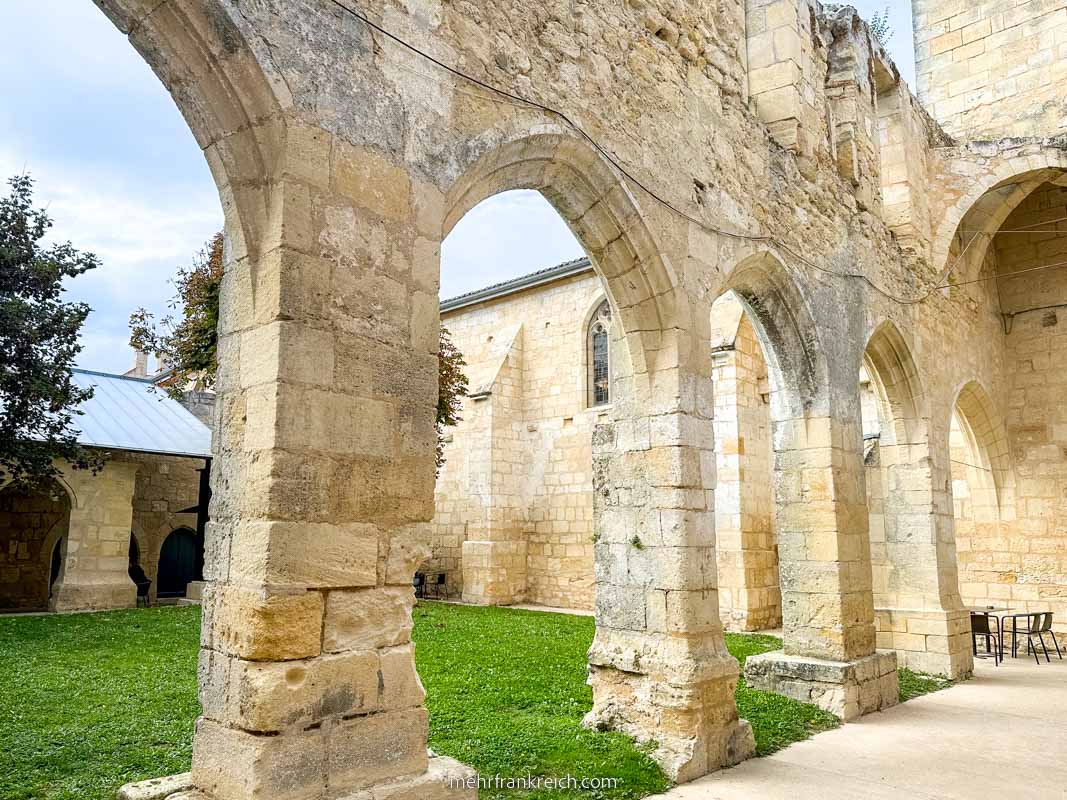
1015 612 1061 664
971 612 1002 666
426 573 447 600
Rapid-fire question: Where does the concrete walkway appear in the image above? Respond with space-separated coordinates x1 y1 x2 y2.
652 653 1067 800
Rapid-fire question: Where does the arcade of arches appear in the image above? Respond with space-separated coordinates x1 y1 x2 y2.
90 0 1067 798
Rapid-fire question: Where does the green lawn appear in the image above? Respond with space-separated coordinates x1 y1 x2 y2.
1 603 939 800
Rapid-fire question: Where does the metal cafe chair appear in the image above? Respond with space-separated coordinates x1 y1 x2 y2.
1014 612 1062 664
971 612 1002 666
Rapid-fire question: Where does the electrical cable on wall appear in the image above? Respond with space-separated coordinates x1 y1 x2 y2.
324 0 1067 309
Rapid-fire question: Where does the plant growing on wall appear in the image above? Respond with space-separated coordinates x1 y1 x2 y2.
869 6 893 45
0 175 103 486
131 232 469 470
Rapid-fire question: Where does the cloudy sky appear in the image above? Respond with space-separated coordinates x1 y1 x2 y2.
0 1 915 374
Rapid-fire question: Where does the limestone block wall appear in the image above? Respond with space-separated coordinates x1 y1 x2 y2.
433 270 607 609
914 0 1067 138
0 479 70 610
953 181 1067 634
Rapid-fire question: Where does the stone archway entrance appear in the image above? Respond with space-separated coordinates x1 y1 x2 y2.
157 528 199 599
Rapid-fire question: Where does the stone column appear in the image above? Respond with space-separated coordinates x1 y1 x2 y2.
50 461 138 612
585 352 755 782
874 440 973 679
712 319 781 632
461 330 528 605
744 413 899 721
189 125 475 800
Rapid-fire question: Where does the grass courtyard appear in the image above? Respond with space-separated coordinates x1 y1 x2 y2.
0 602 946 800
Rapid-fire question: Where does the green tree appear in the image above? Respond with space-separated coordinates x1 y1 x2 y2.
436 327 469 470
129 232 223 397
131 233 469 469
0 175 103 486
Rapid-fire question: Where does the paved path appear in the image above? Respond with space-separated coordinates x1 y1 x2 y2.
651 652 1067 800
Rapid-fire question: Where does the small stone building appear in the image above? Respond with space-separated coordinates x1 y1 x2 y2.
0 369 212 612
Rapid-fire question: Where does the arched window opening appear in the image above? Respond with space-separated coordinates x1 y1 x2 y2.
587 300 612 408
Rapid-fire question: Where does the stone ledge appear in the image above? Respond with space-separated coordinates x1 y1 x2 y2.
113 755 476 800
116 772 193 800
744 650 898 721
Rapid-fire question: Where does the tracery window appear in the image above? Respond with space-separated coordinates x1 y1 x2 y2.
587 299 611 407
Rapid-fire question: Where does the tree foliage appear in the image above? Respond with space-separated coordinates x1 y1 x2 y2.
437 327 469 471
0 175 103 486
131 231 469 469
129 232 224 398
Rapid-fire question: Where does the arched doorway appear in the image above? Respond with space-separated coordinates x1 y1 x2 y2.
156 528 199 599
0 479 71 611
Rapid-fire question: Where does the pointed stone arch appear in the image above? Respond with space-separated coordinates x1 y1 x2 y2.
444 130 682 409
862 319 927 446
951 380 1016 522
930 145 1067 283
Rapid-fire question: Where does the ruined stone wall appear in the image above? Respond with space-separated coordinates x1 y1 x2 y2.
433 271 606 608
914 0 1067 138
91 0 1067 791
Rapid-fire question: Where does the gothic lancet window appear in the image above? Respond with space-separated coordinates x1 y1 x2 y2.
588 299 612 407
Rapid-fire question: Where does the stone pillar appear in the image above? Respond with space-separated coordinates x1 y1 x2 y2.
461 330 528 605
711 316 781 632
873 441 973 679
190 124 474 800
744 414 898 721
585 355 755 782
50 461 138 612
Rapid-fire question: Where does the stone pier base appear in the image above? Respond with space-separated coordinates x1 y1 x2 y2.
744 650 899 721
585 631 756 783
116 754 478 800
50 581 136 613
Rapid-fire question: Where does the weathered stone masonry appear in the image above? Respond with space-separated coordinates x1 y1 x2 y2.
99 0 1067 797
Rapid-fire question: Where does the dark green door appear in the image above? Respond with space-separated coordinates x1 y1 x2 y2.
158 529 197 597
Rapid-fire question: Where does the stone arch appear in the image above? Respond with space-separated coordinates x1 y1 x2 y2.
862 319 926 446
719 249 827 421
444 130 680 404
94 0 284 260
930 147 1067 283
951 380 1015 522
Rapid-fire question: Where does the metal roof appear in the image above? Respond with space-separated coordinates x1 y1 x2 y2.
440 257 592 313
70 369 212 459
